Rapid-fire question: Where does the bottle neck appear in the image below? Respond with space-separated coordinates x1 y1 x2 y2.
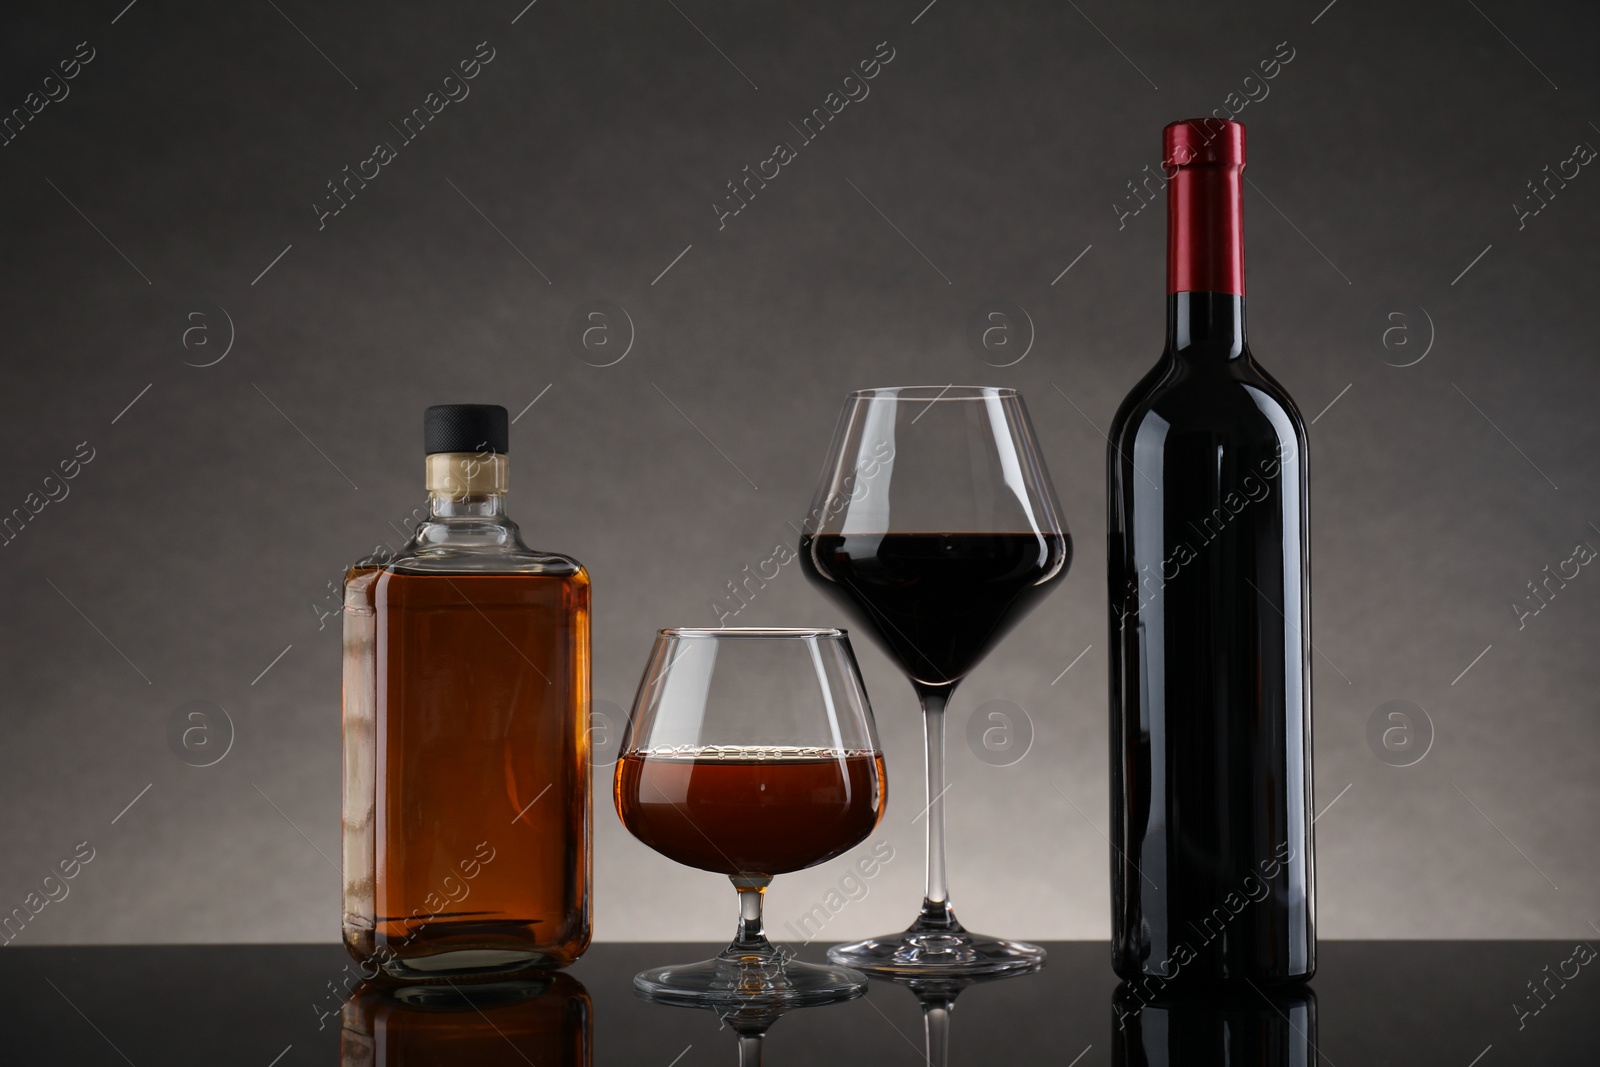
1167 160 1245 297
423 451 510 520
1166 152 1246 361
428 493 505 519
412 486 520 556
1166 292 1247 360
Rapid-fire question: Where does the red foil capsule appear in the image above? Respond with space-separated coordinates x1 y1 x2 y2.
1164 118 1246 296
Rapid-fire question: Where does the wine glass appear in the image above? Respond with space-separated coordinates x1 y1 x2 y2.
614 627 887 1005
798 386 1071 976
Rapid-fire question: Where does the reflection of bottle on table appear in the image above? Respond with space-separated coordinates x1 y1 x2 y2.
341 973 591 1067
1113 983 1318 1067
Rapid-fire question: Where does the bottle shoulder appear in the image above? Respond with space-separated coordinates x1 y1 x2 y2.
386 552 587 578
348 514 587 579
1111 349 1305 448
346 555 586 582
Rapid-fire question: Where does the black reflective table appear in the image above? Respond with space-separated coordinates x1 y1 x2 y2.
2 942 1593 1063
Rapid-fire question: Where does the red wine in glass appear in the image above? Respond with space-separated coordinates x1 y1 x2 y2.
798 532 1071 690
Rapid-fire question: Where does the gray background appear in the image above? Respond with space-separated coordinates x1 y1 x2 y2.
1 0 1595 947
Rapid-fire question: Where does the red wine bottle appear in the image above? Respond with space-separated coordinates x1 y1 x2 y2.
1107 120 1314 985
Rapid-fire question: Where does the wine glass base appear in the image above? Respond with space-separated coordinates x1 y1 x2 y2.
633 954 869 1008
827 930 1046 978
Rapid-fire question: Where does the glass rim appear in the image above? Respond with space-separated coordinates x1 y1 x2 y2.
659 626 847 639
847 385 1018 401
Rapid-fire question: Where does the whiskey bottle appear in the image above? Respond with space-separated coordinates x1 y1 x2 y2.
342 404 591 980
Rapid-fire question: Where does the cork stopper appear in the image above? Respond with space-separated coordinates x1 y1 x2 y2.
426 453 508 497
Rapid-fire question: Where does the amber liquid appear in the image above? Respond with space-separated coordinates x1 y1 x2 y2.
343 568 590 977
614 748 885 878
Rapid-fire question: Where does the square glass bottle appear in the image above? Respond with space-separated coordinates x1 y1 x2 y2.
342 405 591 981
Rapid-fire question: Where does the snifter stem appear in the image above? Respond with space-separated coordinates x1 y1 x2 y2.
726 878 774 958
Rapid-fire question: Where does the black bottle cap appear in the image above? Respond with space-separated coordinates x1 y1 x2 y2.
424 404 509 455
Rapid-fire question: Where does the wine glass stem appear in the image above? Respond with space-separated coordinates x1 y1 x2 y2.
919 690 956 929
923 1001 952 1067
737 1033 766 1067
